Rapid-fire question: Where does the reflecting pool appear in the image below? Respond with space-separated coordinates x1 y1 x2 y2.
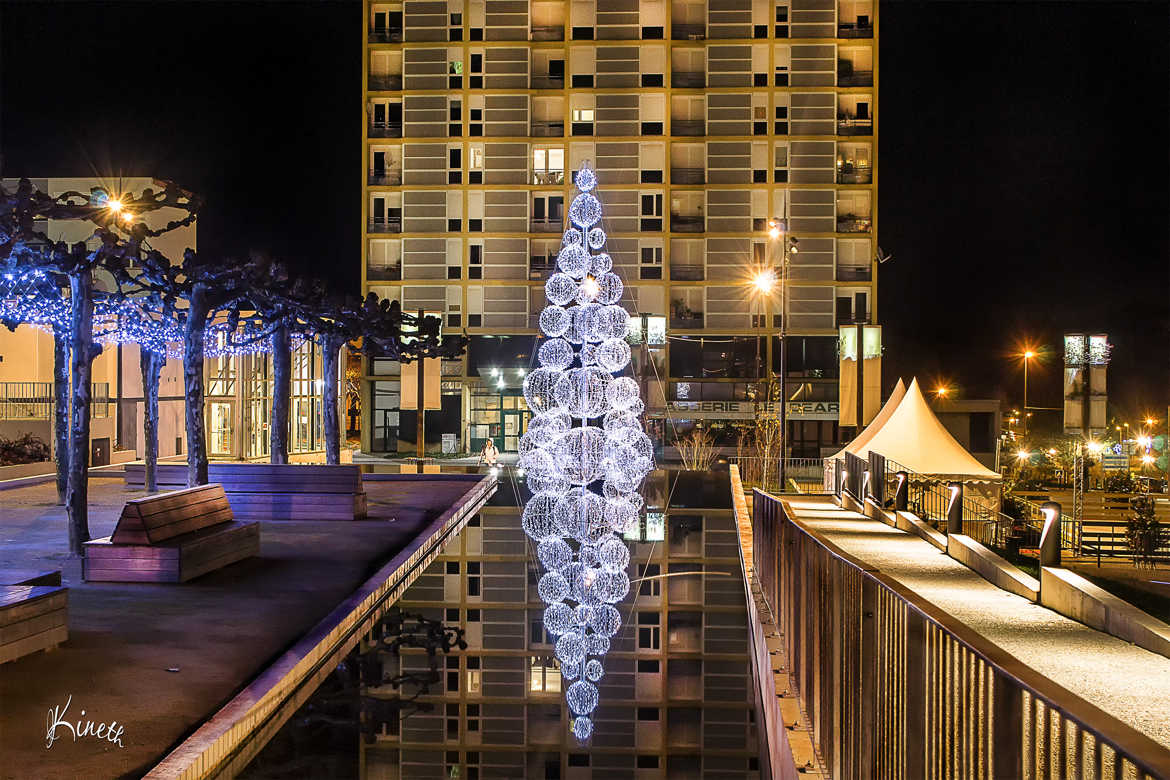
239 468 760 779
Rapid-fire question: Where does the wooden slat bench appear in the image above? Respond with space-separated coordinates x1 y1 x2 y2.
124 463 368 521
84 483 260 583
0 569 63 586
1 585 68 664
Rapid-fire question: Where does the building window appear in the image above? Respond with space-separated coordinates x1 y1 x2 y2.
466 656 482 695
638 563 661 597
530 656 561 693
467 561 481 597
640 244 663 280
638 611 661 650
640 193 663 231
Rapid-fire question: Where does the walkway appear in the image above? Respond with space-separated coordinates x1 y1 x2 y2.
0 475 489 780
780 495 1170 751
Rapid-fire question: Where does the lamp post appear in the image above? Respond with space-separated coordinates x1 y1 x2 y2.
1022 350 1035 435
758 218 798 489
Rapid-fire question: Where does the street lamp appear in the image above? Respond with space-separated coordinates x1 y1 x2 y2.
935 386 950 398
1021 349 1035 435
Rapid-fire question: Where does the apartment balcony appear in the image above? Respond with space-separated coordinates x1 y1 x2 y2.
837 22 873 38
367 218 402 234
670 313 704 329
367 263 402 282
530 120 564 137
836 312 871 326
836 265 872 282
838 70 873 88
836 215 871 233
670 167 705 185
530 74 565 89
530 25 563 41
368 28 403 44
837 117 873 136
368 74 402 91
671 71 705 88
670 264 705 281
368 170 402 186
672 119 705 136
530 219 563 233
672 23 706 40
529 255 557 280
836 165 872 184
670 215 704 233
532 171 565 186
369 121 403 139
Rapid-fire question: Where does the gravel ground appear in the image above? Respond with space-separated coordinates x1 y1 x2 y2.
784 497 1170 751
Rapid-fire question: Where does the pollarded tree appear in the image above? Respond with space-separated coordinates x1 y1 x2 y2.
0 178 200 552
134 250 288 485
282 287 467 465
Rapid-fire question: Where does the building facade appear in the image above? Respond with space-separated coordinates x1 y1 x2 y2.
361 0 878 456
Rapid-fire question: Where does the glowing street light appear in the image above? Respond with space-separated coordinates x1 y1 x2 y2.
752 269 776 294
106 198 124 214
1142 454 1156 466
1020 348 1036 435
1016 450 1031 461
767 219 780 239
1138 435 1152 449
935 386 950 398
1086 440 1102 454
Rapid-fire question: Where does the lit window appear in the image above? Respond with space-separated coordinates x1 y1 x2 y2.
646 512 665 541
529 657 562 693
466 669 481 694
571 108 594 122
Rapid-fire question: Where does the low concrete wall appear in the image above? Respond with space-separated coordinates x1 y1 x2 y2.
1041 567 1170 660
948 534 1039 601
0 460 55 482
893 510 947 551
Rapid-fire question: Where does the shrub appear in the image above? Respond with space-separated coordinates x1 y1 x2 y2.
1105 471 1138 494
0 432 52 466
1126 495 1168 569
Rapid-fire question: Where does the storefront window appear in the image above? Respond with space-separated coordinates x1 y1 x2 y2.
668 336 764 379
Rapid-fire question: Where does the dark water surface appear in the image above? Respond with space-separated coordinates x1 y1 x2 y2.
239 469 760 779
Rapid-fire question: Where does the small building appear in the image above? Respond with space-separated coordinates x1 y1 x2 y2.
928 397 1003 472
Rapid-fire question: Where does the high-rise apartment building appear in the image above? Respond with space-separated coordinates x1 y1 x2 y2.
361 0 877 457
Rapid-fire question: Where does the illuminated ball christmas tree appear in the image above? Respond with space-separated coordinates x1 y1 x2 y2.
519 162 654 742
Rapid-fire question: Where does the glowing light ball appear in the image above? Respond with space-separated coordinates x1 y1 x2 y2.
557 243 591 279
545 273 578 306
585 659 605 682
523 368 563 414
544 603 574 636
539 305 571 337
566 680 600 715
538 572 570 604
538 338 574 370
569 193 602 228
556 632 587 665
596 338 631 372
538 538 573 570
598 536 631 572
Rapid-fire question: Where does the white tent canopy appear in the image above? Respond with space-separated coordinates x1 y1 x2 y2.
842 378 1001 482
830 377 906 461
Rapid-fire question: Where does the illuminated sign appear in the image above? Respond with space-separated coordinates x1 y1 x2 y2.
659 401 839 420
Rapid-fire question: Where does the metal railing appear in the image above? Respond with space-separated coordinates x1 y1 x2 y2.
670 167 705 184
0 382 109 420
837 166 872 184
838 22 873 38
836 216 872 233
838 71 874 87
671 71 705 88
530 25 563 41
529 74 564 89
368 170 402 186
669 215 704 232
367 218 402 234
671 118 705 136
367 74 402 91
366 263 402 282
751 489 1170 780
836 265 872 282
729 457 825 494
671 24 706 39
530 121 564 137
368 29 403 43
369 121 402 139
838 117 874 136
669 264 704 281
873 456 1078 552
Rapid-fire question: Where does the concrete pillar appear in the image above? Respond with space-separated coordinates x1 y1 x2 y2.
1039 501 1062 567
894 471 908 512
947 481 963 534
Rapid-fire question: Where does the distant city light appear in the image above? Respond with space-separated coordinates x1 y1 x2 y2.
752 270 776 294
1016 450 1031 461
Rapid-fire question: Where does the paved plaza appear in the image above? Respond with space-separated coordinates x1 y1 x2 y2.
0 476 479 779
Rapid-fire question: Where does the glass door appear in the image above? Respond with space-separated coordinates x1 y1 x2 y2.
209 402 234 457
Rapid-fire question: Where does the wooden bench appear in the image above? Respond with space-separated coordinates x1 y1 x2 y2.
84 483 260 583
124 463 368 521
1 585 68 663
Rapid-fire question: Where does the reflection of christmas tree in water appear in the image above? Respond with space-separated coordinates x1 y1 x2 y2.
519 163 654 741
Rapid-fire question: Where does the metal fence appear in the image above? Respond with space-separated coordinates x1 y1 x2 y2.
751 490 1170 779
728 456 824 493
0 382 110 420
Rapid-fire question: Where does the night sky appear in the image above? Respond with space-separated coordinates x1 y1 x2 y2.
2 1 1167 418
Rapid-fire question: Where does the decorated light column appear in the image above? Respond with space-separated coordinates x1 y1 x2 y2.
519 163 654 742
